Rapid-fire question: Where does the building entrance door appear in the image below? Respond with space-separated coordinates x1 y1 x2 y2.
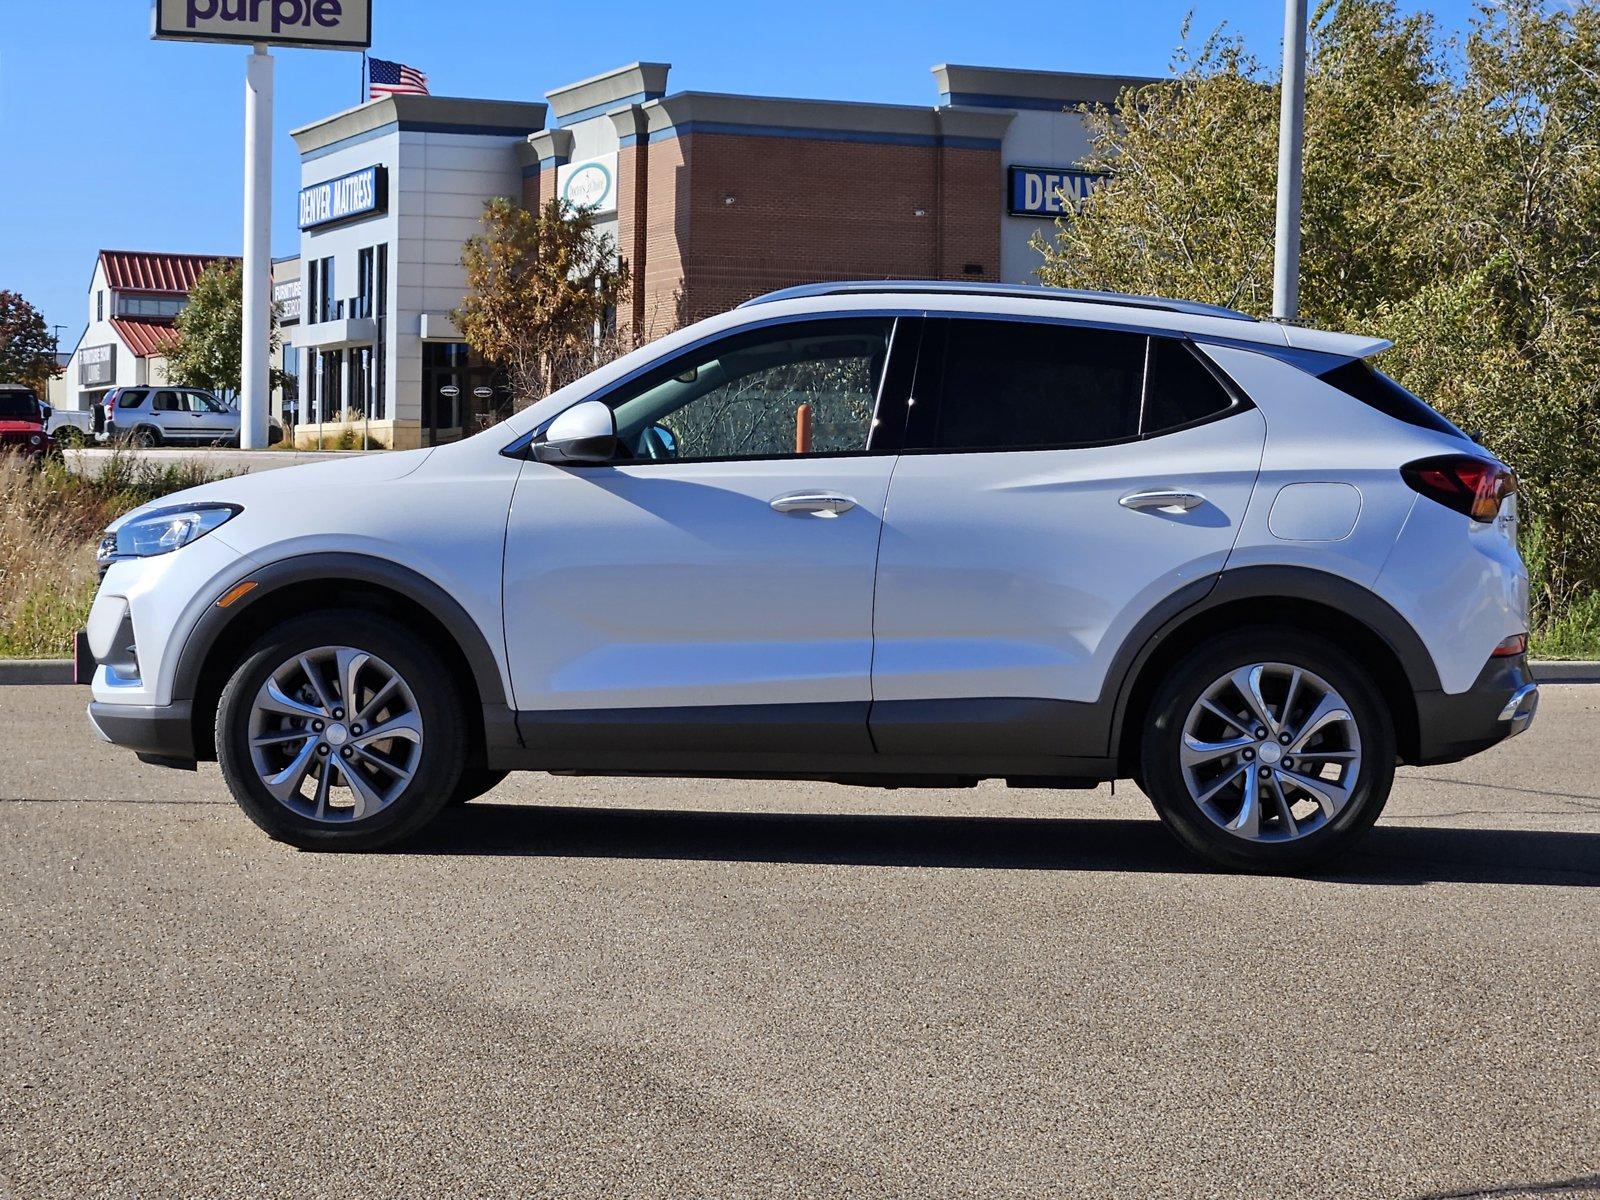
421 342 512 445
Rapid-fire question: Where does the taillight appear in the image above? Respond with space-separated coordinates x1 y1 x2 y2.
1491 633 1527 658
107 393 117 412
1401 454 1516 522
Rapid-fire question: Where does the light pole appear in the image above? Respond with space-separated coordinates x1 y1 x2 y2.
240 44 274 449
1273 0 1309 320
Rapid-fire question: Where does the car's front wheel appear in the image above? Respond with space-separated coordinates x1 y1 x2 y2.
215 612 465 850
1139 631 1395 872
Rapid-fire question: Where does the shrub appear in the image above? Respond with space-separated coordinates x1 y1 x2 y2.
0 449 231 658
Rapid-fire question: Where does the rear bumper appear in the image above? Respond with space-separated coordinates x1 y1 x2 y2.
87 700 196 760
1412 654 1538 765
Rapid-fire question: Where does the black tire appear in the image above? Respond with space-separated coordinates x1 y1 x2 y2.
54 426 84 448
450 768 510 805
130 427 159 448
1138 629 1396 873
215 610 466 851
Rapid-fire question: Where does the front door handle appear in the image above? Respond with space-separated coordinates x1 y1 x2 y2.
770 492 858 516
1119 489 1206 513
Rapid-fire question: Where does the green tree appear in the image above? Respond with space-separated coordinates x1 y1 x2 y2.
454 197 631 408
1035 0 1600 643
164 260 284 397
0 290 62 395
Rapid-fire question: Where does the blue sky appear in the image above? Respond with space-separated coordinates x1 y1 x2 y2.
1 0 1479 347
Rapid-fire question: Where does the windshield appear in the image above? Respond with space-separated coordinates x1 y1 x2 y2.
0 390 41 421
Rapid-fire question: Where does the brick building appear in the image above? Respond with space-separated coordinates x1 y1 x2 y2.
289 61 1154 448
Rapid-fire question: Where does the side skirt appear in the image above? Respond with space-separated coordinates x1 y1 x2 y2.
491 698 1117 784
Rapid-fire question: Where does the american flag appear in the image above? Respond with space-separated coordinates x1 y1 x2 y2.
369 57 429 100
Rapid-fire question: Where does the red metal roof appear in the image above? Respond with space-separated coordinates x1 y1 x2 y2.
99 250 238 294
110 318 182 359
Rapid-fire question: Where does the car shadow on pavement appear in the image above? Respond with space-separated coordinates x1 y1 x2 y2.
405 805 1599 886
1408 1172 1600 1199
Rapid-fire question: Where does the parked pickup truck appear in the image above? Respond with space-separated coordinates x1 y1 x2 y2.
46 406 94 446
0 384 56 459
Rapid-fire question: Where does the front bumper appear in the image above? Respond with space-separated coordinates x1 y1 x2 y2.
1412 653 1538 765
87 700 197 759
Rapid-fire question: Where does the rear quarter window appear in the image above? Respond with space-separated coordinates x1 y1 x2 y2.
1316 359 1466 439
1141 338 1239 435
117 390 149 409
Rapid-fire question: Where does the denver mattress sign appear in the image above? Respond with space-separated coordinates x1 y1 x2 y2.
299 166 388 230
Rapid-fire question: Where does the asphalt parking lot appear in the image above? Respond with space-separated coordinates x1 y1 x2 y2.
1 684 1595 1199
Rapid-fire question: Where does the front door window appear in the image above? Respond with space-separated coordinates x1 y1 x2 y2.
603 318 895 462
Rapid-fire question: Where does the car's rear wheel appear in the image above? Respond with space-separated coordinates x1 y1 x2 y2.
54 426 84 448
215 611 465 850
1139 631 1395 872
129 427 159 448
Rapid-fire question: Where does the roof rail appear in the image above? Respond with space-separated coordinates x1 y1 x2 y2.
739 280 1257 323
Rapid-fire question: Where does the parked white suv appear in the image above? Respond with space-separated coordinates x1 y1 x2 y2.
80 283 1536 870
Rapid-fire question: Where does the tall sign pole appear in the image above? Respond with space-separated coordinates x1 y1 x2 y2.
241 44 274 449
1272 0 1309 321
151 0 372 446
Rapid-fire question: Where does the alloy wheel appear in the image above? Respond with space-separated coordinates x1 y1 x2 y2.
246 645 424 823
1178 662 1362 843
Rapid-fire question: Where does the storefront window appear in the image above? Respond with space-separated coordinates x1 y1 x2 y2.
356 248 373 319
307 256 336 324
319 349 342 422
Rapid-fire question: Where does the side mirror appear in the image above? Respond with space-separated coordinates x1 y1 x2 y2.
533 399 617 465
39 403 53 424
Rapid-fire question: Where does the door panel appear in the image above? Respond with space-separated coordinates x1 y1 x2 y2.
502 314 915 721
187 392 231 440
871 318 1266 721
504 457 895 712
872 413 1265 707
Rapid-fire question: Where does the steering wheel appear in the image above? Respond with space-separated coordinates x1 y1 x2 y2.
638 424 678 461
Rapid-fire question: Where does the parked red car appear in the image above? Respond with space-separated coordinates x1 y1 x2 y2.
0 385 55 460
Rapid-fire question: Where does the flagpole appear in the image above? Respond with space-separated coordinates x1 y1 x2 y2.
360 51 367 105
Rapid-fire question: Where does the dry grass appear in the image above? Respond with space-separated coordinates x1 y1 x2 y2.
0 450 230 658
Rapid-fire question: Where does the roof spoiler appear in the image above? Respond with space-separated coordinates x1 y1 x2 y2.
1278 325 1393 359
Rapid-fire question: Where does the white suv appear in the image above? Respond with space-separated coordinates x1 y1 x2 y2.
80 283 1537 870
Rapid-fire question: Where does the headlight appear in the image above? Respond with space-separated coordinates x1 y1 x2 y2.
29 434 42 446
98 503 240 566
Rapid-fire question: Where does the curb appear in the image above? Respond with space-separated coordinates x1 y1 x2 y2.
0 660 74 685
3 658 1599 686
1531 660 1600 683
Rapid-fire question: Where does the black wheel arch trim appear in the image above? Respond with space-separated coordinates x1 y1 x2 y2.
1104 564 1441 760
171 551 510 710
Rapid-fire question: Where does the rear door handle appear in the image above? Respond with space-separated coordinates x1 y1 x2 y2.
770 492 857 516
1119 489 1206 513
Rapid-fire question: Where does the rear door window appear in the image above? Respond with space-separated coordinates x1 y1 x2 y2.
151 390 181 412
916 319 1145 450
908 319 1241 452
